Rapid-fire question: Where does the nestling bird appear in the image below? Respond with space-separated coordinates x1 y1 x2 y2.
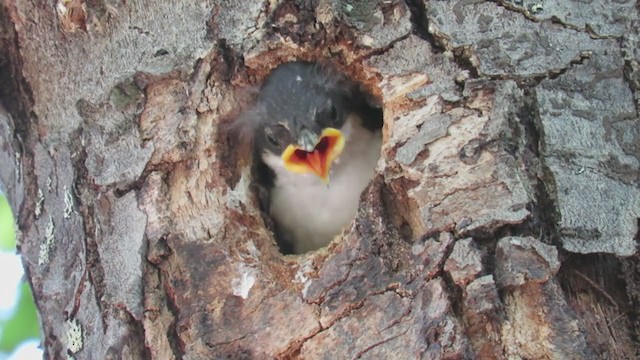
239 61 382 254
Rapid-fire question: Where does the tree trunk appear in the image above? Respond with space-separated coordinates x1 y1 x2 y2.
1 0 639 359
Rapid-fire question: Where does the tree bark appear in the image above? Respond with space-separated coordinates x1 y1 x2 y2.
1 0 639 359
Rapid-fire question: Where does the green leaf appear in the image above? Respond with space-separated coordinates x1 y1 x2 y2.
0 195 16 251
0 282 41 352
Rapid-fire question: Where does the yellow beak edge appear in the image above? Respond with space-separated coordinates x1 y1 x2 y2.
281 128 345 183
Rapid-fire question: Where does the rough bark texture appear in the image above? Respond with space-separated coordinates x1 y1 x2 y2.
0 0 639 359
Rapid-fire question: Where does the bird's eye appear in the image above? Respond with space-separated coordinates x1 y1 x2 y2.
329 104 337 120
265 128 279 147
316 103 338 127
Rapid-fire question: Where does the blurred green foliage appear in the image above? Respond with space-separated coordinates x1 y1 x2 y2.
0 283 40 353
0 195 41 354
0 195 15 251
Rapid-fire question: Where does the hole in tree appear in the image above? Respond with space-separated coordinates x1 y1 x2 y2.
248 61 383 255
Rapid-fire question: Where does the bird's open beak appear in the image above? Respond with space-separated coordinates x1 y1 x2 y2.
281 128 345 183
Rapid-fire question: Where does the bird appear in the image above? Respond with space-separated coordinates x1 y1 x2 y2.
238 61 382 254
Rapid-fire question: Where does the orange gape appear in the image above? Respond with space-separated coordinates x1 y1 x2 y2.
281 128 345 183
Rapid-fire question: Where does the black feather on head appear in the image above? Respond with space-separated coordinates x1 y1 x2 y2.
248 62 356 155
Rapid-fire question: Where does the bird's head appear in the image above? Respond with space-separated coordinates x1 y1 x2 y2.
250 62 353 183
